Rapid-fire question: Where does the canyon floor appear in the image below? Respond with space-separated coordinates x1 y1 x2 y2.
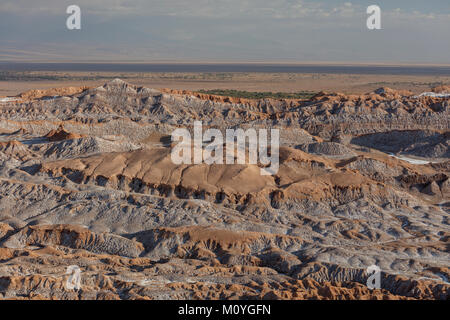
0 79 448 300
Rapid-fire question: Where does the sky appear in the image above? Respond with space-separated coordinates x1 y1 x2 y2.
0 0 449 64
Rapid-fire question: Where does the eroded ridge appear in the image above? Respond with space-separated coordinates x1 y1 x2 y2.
0 80 448 300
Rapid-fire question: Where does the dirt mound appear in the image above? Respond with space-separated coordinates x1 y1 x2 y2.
298 142 357 157
351 130 449 158
39 147 277 204
3 224 144 258
43 136 140 159
0 140 25 152
44 125 83 142
432 85 450 94
0 140 36 161
17 86 88 101
130 226 304 261
0 223 13 240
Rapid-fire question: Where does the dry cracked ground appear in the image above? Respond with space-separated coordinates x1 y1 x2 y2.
0 79 449 300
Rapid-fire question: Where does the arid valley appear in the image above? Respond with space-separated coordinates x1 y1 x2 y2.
0 73 448 300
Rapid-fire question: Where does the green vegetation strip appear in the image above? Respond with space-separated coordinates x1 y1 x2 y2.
197 89 316 100
0 71 120 81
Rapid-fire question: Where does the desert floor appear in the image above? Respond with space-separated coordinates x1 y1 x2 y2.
1 71 450 96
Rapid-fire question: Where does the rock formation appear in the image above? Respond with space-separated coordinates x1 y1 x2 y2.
0 79 448 300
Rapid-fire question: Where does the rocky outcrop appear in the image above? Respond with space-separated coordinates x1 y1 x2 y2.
45 125 83 142
3 225 144 258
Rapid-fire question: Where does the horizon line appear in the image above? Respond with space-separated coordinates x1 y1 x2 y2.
2 60 450 67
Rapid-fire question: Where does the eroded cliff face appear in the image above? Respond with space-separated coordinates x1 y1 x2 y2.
0 79 448 300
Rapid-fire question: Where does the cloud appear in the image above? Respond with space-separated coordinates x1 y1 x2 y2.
0 0 449 63
1 0 448 21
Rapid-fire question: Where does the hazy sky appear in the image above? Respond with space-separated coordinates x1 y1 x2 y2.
1 0 449 63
